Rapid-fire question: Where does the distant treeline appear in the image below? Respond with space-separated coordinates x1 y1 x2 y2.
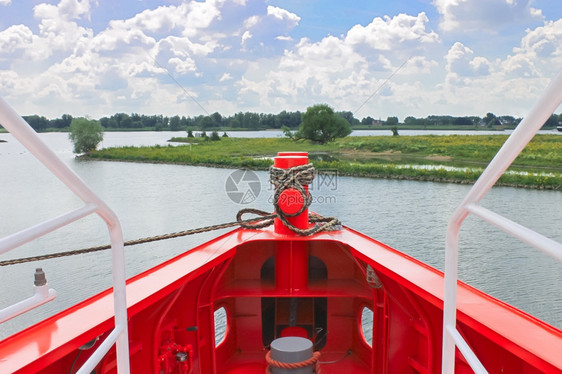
9 111 562 132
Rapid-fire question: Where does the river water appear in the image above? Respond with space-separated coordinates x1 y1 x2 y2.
0 131 560 339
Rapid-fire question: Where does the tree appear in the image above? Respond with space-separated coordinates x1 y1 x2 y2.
260 113 276 128
453 117 474 126
50 114 73 129
200 116 215 130
69 117 104 154
169 115 181 131
385 116 399 126
23 115 49 131
281 125 294 139
296 104 351 144
211 112 223 127
361 116 375 126
337 111 360 126
484 112 497 127
542 114 559 129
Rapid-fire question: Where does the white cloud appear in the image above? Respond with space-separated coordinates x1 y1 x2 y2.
237 5 300 54
516 19 562 57
0 0 560 120
276 35 293 42
345 12 439 50
23 0 94 60
184 1 222 34
470 57 491 75
34 0 92 21
403 56 439 75
219 73 233 82
0 25 34 55
168 56 197 74
0 0 11 5
241 30 252 47
234 12 440 114
0 70 19 91
243 15 260 29
433 0 543 32
502 54 537 77
502 19 562 78
434 19 562 118
266 5 300 27
91 25 154 53
445 42 491 79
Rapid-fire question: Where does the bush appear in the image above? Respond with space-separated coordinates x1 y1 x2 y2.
69 118 104 154
210 130 221 141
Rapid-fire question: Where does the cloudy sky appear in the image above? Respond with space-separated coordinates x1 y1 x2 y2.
0 0 561 121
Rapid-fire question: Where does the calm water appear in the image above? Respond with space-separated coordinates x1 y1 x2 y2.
0 132 560 339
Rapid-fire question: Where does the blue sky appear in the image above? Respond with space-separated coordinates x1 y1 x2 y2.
0 0 561 121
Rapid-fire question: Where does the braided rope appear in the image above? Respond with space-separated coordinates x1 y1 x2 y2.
269 164 340 236
0 164 341 267
0 213 274 267
265 350 322 374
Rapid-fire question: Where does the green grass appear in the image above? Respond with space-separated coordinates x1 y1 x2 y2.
85 135 562 190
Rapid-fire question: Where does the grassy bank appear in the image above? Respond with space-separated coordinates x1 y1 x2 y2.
350 124 516 131
85 135 562 190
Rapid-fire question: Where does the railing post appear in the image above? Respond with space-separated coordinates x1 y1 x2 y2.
0 96 130 373
441 70 562 373
442 220 461 374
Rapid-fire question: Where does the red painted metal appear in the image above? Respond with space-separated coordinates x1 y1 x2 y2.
158 337 193 374
273 153 310 292
280 326 310 339
272 153 309 235
1 227 561 373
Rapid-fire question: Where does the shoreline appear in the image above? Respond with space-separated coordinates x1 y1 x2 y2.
80 155 561 191
83 134 561 191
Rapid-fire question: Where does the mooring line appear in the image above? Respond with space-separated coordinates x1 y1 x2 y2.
0 164 341 267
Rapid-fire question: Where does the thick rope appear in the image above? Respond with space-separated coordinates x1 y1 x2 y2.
0 213 274 267
269 164 340 236
0 164 340 267
265 350 322 374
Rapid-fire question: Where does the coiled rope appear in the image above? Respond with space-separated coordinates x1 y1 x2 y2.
0 164 340 267
265 350 322 374
239 163 340 236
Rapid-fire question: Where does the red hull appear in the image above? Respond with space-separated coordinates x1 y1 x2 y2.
1 225 560 373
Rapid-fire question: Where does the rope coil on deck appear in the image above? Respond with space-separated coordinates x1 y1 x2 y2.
265 350 322 374
0 164 340 266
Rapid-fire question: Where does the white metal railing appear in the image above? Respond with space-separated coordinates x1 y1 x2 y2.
441 71 562 373
0 97 130 374
0 268 58 324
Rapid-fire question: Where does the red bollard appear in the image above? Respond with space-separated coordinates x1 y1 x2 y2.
273 152 310 291
273 153 310 235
